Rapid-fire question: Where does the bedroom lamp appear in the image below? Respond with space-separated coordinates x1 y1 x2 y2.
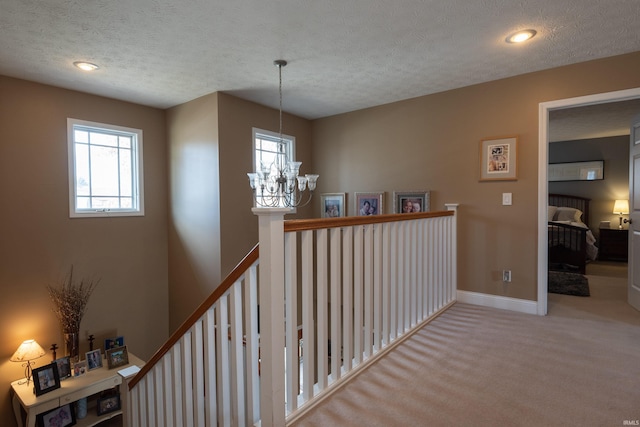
10 339 46 385
613 199 629 229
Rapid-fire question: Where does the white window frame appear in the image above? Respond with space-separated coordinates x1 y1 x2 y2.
252 127 296 207
67 118 144 218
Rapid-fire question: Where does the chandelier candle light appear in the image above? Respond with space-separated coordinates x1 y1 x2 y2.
247 60 319 208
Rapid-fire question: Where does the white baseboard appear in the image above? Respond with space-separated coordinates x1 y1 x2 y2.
456 290 538 315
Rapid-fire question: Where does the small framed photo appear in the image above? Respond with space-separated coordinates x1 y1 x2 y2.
33 363 61 396
73 360 87 377
106 346 129 369
36 403 76 427
97 394 121 416
393 191 431 214
355 192 384 216
479 135 518 181
86 349 103 371
105 336 124 351
320 193 346 218
54 356 72 381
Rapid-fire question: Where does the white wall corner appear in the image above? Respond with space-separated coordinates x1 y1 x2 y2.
456 290 538 315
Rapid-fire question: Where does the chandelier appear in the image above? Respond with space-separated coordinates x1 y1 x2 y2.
247 60 319 208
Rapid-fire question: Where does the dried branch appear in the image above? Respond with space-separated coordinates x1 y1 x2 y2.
46 266 100 333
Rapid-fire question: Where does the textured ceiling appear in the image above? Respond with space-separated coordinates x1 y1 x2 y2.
549 99 640 143
1 0 640 129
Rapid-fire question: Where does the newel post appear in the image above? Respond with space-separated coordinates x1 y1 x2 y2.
445 203 459 295
252 207 291 427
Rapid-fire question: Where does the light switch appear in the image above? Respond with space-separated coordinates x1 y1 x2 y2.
502 193 512 206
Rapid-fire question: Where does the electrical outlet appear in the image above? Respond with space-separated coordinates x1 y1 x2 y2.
502 270 511 282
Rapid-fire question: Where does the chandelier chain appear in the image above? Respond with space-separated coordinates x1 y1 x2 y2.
278 62 283 143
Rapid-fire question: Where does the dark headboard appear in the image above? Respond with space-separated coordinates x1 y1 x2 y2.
549 193 591 227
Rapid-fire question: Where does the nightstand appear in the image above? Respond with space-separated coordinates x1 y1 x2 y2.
598 228 629 262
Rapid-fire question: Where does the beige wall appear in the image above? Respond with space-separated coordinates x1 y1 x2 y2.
167 93 222 331
166 92 313 331
0 76 169 426
311 51 640 301
217 93 314 274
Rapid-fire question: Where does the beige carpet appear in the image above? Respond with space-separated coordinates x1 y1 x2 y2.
291 262 640 427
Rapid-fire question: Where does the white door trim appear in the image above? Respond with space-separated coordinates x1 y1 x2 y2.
537 87 640 315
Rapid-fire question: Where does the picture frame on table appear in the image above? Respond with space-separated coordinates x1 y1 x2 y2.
33 363 60 396
479 135 518 181
320 193 346 218
105 336 124 351
393 191 431 214
355 192 384 216
106 345 130 369
54 356 72 381
36 403 76 427
97 394 121 416
86 349 103 371
73 360 87 376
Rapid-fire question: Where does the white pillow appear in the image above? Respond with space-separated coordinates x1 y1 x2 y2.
548 206 558 220
555 207 583 222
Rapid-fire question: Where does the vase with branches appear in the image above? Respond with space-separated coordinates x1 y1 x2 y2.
47 266 100 363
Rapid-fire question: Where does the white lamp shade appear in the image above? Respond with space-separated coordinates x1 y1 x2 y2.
613 199 629 215
10 339 46 362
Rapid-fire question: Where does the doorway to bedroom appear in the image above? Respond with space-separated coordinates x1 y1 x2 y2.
538 88 640 317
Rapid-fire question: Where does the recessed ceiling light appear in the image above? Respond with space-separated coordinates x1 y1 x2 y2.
73 61 99 71
505 29 537 44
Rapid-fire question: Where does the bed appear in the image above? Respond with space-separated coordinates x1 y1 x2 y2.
548 194 598 274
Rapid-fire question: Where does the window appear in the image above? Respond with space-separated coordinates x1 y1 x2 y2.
252 127 296 207
67 118 144 217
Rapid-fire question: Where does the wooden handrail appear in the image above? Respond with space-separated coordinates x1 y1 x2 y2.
129 243 260 390
284 210 453 232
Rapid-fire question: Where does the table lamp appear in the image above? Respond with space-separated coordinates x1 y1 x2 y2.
613 199 629 229
10 339 46 385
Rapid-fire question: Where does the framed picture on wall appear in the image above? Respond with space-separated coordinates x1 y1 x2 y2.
479 135 518 181
320 193 346 218
393 191 431 213
548 160 604 181
355 192 384 216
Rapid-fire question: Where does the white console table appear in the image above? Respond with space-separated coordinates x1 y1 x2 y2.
11 354 144 427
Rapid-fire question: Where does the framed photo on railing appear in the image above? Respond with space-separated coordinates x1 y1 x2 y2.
393 191 431 213
320 193 346 218
479 135 518 181
355 192 384 216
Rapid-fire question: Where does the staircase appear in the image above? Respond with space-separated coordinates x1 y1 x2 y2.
127 205 458 426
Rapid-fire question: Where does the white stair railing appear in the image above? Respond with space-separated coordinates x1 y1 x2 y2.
127 205 458 427
127 246 261 427
283 205 458 423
